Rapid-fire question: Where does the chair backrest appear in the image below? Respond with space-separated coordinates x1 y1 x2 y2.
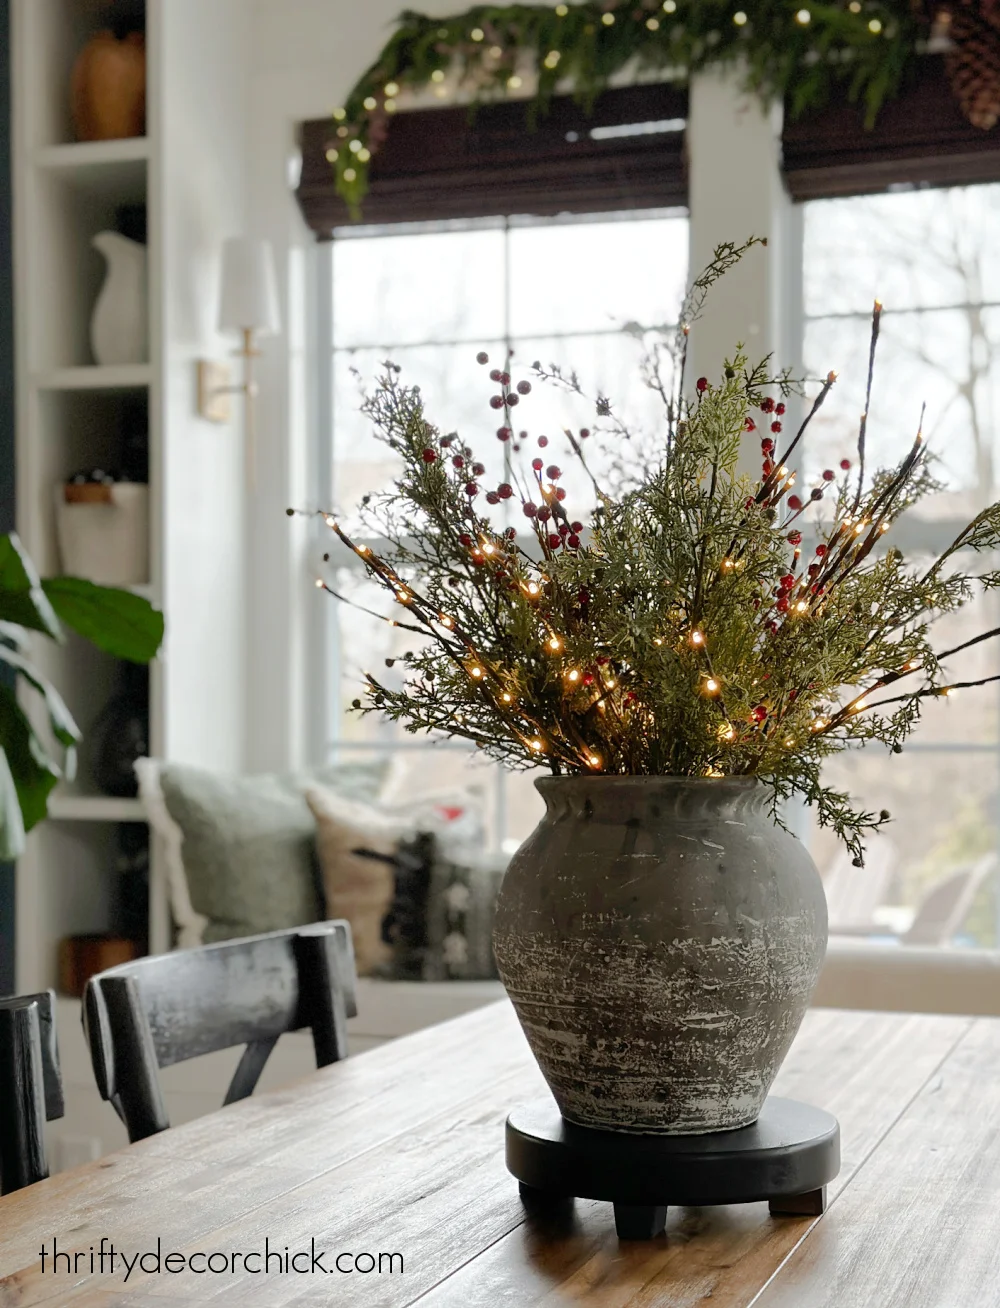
0 990 64 1194
902 856 995 947
822 840 897 932
83 920 357 1143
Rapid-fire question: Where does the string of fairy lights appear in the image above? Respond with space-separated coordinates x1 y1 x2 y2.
322 2 923 212
295 295 1000 782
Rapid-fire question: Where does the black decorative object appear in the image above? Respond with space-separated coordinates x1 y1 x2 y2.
91 662 148 797
0 991 63 1194
506 1095 840 1241
115 822 149 951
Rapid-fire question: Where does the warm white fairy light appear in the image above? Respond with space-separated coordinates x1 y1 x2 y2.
721 558 735 571
606 678 616 690
470 26 484 40
601 11 615 23
795 600 808 614
543 49 561 68
508 75 523 89
547 635 562 652
315 578 325 589
854 522 866 535
880 521 891 532
567 669 581 683
482 542 495 555
343 168 357 182
811 716 828 732
529 738 544 752
356 544 371 556
525 581 541 597
717 723 736 742
469 665 484 679
868 17 882 33
587 754 601 768
501 692 513 704
852 698 868 712
349 138 362 153
324 514 337 527
384 81 399 97
904 658 921 671
662 0 676 10
332 107 347 121
431 69 445 82
778 465 788 477
357 148 371 163
704 677 720 695
690 630 706 647
733 11 747 25
796 8 811 23
653 637 664 646
363 96 377 110
555 2 568 12
439 614 454 629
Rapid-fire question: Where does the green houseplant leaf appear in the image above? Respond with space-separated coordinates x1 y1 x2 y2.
0 641 81 747
0 684 61 832
0 533 164 856
0 745 26 861
42 576 165 664
0 532 61 639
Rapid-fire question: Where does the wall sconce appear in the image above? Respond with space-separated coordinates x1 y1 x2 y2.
196 237 281 486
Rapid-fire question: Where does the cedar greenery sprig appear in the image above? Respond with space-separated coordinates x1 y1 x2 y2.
327 1 932 213
307 237 1000 864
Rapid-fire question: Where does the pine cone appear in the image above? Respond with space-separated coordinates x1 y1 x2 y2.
946 2 1000 130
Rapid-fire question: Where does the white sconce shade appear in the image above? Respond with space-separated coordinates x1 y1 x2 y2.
218 237 281 336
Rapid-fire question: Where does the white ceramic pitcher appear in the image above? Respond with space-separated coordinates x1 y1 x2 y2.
90 231 148 366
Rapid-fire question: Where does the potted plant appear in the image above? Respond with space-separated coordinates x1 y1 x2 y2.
0 532 163 858
314 238 1000 1134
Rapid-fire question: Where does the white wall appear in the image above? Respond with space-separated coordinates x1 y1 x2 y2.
157 0 251 769
244 0 477 773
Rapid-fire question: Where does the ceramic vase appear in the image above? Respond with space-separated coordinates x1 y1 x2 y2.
90 231 148 366
70 30 146 141
493 776 827 1135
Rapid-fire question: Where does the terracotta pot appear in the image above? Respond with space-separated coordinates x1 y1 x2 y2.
493 776 827 1135
70 30 146 142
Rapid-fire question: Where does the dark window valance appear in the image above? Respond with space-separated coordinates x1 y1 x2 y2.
296 82 688 236
782 54 1000 201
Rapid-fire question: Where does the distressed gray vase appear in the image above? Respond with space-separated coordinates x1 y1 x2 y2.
493 776 827 1135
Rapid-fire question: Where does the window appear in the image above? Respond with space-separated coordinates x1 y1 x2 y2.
318 208 688 849
803 183 1000 945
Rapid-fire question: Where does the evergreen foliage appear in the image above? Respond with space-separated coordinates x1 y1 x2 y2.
315 238 1000 863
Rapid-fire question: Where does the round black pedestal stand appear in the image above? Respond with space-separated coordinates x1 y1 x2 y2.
506 1096 840 1240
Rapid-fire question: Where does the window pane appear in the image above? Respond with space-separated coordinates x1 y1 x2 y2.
803 182 1000 947
803 185 1000 317
508 211 688 336
814 749 1000 948
326 208 690 845
333 224 505 348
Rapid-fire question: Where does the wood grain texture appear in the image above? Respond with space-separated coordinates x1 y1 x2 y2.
753 1017 1000 1308
0 1003 987 1308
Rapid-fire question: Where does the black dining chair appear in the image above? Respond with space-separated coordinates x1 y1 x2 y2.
83 919 357 1143
0 990 65 1194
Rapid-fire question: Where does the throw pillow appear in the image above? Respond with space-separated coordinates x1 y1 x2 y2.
137 758 388 946
377 831 509 981
305 783 486 976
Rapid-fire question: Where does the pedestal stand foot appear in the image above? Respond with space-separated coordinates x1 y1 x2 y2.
614 1204 667 1239
769 1186 827 1217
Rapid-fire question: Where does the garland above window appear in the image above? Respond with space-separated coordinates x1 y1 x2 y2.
325 3 998 214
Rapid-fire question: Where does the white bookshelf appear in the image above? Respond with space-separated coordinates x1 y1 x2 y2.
11 0 163 992
11 0 251 995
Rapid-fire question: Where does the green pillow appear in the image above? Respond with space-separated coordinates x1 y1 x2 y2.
157 760 387 944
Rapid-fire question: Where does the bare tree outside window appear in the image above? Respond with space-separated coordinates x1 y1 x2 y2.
804 184 1000 945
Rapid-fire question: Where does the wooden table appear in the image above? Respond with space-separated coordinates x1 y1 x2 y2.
1 1002 998 1306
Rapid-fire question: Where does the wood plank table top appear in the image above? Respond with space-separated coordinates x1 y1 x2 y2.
0 1001 996 1307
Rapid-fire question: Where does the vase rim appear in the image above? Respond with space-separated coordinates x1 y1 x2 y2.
534 774 760 792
